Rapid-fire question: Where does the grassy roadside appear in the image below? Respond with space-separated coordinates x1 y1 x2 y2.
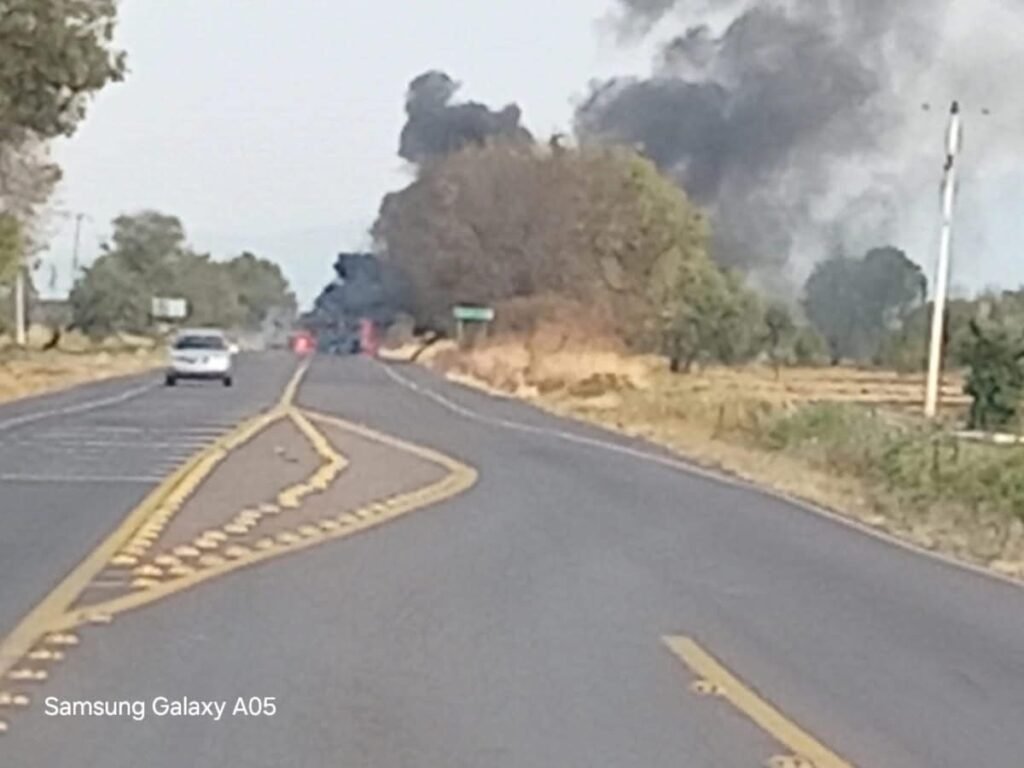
0 330 164 405
387 338 1024 582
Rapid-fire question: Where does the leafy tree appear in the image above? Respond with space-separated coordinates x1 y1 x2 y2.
859 247 927 327
0 0 125 142
104 211 188 281
0 1 125 333
662 261 762 372
224 252 297 326
0 212 21 284
803 247 925 364
876 297 976 372
803 256 861 364
793 326 828 366
962 320 1024 431
175 253 246 328
762 302 796 375
0 137 60 227
374 141 713 348
70 211 295 335
70 211 186 334
68 253 150 335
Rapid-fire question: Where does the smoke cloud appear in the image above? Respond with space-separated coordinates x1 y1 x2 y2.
399 71 533 164
577 0 1024 289
303 252 409 349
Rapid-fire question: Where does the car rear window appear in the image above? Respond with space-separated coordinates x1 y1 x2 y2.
174 335 227 350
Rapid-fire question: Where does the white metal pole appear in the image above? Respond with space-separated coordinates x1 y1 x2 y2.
924 101 962 419
72 213 84 274
13 265 26 347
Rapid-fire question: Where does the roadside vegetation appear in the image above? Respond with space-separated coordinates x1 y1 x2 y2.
372 72 1024 580
0 328 162 405
0 5 296 403
67 211 296 337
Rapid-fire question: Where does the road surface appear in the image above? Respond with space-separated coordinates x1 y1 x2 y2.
1 353 1023 767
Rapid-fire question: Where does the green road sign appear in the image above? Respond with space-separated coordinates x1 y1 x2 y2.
452 305 495 322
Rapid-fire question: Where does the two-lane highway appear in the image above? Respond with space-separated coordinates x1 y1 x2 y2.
0 354 297 644
2 353 1024 766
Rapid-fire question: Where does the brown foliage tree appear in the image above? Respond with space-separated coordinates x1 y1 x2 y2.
373 141 718 351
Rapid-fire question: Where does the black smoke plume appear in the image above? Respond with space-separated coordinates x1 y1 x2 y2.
399 71 532 164
577 0 962 282
303 252 409 351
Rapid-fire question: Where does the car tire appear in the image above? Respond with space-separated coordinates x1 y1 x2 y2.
223 376 233 387
165 374 177 387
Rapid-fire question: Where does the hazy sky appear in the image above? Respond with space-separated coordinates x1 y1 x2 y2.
37 0 1024 307
39 0 651 306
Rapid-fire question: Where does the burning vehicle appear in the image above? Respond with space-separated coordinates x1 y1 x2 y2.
300 252 407 355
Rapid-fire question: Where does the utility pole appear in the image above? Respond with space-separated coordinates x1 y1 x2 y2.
71 212 84 275
924 101 962 419
13 265 25 347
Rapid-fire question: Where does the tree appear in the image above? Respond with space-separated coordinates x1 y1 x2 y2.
662 260 762 372
175 253 247 328
793 326 828 365
70 211 296 335
876 297 976 372
224 252 297 327
70 211 187 334
0 1 125 334
762 302 796 376
68 253 150 335
0 137 60 227
0 1 125 143
962 320 1024 431
803 247 925 364
0 212 21 284
374 141 714 348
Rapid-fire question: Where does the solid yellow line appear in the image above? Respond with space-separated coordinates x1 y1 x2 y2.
0 361 310 679
50 413 478 630
51 465 477 630
303 409 469 473
278 359 311 408
288 409 349 485
663 635 854 768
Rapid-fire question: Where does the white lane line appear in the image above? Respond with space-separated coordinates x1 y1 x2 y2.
0 474 162 484
4 439 210 450
378 362 1024 592
0 382 157 434
38 427 226 439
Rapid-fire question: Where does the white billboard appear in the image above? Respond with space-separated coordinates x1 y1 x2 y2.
151 297 188 320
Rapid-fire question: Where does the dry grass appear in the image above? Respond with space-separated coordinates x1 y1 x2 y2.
0 328 163 405
395 330 1024 581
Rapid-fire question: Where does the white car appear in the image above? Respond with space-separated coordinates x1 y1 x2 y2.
165 329 237 387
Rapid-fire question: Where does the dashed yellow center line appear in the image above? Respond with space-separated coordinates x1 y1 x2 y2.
664 635 854 768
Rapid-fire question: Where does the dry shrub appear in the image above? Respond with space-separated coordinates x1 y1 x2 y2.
0 349 164 405
430 326 657 398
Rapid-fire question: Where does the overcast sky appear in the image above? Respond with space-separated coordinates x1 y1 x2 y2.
37 0 1024 307
38 0 651 306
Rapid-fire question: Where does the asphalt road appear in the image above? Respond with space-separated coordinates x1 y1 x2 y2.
2 353 1024 766
0 353 297 643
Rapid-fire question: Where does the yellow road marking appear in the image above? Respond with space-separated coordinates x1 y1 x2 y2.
0 361 309 682
0 362 476 736
303 410 472 473
663 636 854 768
48 408 477 631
